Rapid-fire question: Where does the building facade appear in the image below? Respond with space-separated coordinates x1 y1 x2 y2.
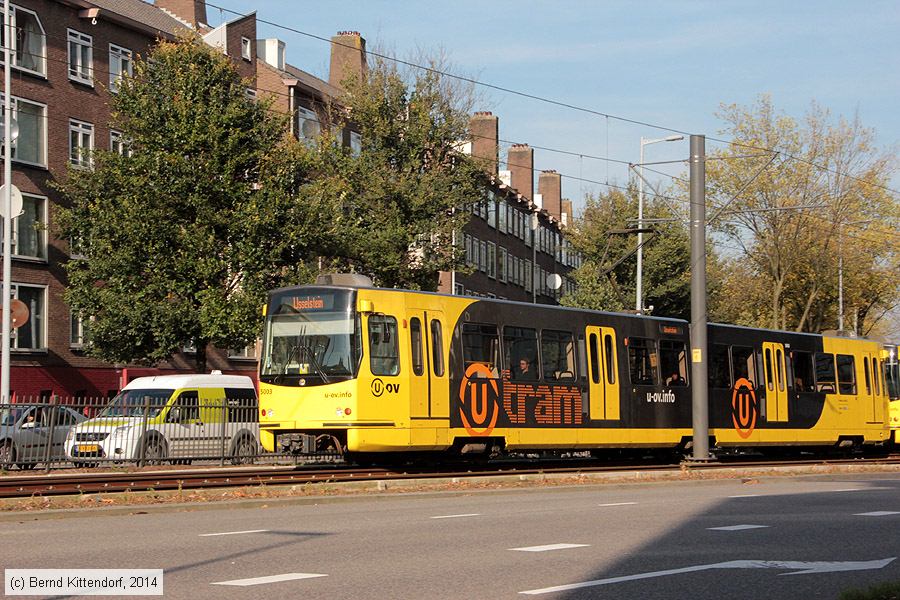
3 0 575 399
438 112 581 303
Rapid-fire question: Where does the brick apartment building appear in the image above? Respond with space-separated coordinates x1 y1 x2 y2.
3 0 577 399
439 111 581 303
2 0 370 398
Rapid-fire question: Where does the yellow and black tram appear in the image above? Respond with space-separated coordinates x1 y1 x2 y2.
257 274 890 460
884 343 900 442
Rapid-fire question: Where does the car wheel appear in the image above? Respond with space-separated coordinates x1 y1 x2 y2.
231 436 257 465
141 437 167 466
0 442 14 469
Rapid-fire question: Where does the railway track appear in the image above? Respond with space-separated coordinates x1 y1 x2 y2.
2 455 899 499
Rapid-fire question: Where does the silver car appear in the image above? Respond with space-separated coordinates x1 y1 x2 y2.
0 404 86 470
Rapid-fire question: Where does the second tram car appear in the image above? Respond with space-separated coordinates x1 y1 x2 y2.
257 275 890 460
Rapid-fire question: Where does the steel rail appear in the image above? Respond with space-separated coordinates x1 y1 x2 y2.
1 455 899 499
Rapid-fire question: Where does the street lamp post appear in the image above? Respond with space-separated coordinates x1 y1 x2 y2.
837 220 870 332
636 135 683 313
2 0 12 402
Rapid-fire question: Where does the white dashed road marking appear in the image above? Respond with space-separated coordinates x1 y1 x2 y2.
855 511 900 517
199 529 269 537
708 524 769 531
431 513 481 519
598 502 637 507
211 573 327 586
728 494 760 498
511 543 590 552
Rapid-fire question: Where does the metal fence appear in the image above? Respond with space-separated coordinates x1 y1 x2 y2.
0 396 328 471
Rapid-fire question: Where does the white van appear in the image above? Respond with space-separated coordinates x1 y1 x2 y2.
66 374 259 466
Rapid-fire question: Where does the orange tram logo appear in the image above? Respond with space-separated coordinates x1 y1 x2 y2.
457 365 583 437
731 377 758 438
458 363 500 436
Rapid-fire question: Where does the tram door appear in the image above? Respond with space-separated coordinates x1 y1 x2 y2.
407 309 448 419
407 311 430 418
586 326 620 420
762 342 788 422
863 352 884 424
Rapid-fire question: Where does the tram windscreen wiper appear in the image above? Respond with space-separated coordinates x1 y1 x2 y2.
297 342 331 383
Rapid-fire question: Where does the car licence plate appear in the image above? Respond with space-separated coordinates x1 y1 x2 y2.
77 444 99 453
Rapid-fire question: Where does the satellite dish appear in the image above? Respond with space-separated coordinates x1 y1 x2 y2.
547 273 563 290
0 119 19 145
0 184 23 219
10 299 29 328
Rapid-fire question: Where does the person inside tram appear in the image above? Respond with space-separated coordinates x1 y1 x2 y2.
515 357 537 381
666 371 686 387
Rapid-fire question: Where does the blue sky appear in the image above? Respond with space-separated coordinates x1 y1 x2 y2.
204 0 899 211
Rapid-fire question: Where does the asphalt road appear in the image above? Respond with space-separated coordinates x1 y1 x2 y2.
2 473 899 599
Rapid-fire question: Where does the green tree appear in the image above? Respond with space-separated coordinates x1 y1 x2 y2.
56 36 325 372
311 54 487 290
707 95 898 334
561 185 693 320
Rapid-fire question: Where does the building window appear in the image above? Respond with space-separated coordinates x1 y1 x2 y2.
229 344 257 360
454 283 464 296
10 283 45 350
245 87 257 101
486 242 496 279
350 130 362 157
241 37 252 60
110 130 131 156
67 29 93 84
294 105 320 144
109 44 132 93
498 247 507 283
479 240 487 272
2 95 46 166
0 5 46 76
69 119 94 167
1 193 46 260
70 312 91 347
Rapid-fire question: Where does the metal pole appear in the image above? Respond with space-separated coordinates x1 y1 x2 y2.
636 140 644 312
1 0 12 403
532 212 537 304
689 134 709 461
838 225 844 331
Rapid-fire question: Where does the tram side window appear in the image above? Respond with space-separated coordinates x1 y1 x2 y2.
589 333 600 385
709 344 731 389
836 354 856 395
814 353 836 393
541 330 576 382
604 334 616 385
369 315 400 376
732 346 756 387
790 351 815 392
863 357 871 395
503 326 538 380
463 323 501 378
659 340 688 386
430 319 444 377
628 337 658 386
410 317 424 376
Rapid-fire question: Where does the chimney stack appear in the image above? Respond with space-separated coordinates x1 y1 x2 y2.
469 111 499 176
538 170 562 220
507 143 534 201
155 0 207 28
329 31 368 91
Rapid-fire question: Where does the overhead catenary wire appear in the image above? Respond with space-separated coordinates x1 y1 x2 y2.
201 1 900 199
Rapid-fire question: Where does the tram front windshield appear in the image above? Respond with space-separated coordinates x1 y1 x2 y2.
260 289 361 384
